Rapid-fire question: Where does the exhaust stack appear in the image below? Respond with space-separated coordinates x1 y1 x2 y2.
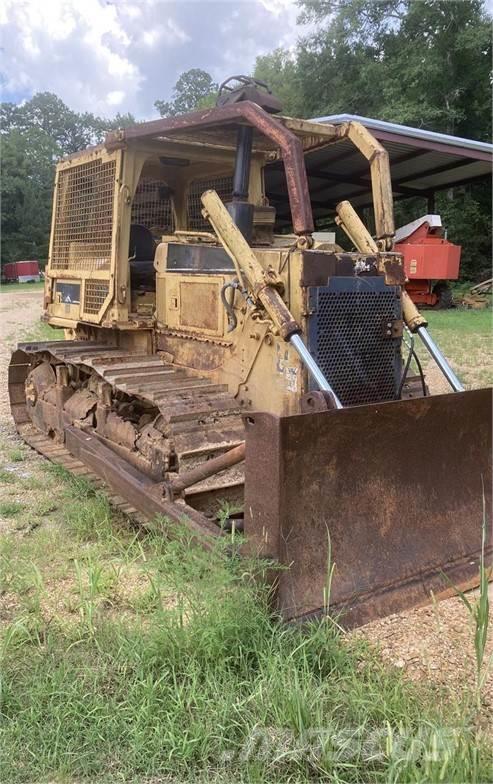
216 75 283 242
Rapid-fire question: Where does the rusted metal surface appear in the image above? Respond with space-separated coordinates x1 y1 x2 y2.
9 341 245 515
378 253 407 286
65 427 221 542
105 101 314 236
169 442 245 496
243 388 493 628
9 344 233 541
299 390 333 413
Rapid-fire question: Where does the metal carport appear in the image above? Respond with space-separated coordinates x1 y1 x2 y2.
265 114 492 228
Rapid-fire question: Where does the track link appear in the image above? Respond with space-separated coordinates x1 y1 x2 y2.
9 339 246 525
17 423 147 524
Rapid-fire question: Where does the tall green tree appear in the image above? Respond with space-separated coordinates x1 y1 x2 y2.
276 0 491 280
254 50 304 116
296 0 491 138
1 94 137 265
154 69 218 117
1 129 56 263
381 0 491 137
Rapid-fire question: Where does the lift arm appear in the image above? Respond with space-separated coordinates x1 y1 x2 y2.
201 189 343 408
335 200 464 392
337 121 395 251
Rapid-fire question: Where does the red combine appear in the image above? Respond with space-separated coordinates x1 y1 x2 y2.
395 215 460 308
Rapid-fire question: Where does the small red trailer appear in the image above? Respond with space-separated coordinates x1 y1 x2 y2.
395 215 460 308
2 260 40 283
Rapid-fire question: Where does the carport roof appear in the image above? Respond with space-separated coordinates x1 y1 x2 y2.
265 113 492 225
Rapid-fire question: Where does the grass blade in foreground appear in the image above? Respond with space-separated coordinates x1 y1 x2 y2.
1 500 492 783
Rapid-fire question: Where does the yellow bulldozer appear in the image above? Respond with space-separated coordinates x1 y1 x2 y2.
9 77 491 627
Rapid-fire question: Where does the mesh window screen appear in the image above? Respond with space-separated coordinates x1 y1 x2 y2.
51 158 116 272
187 176 233 230
131 178 175 233
84 280 110 314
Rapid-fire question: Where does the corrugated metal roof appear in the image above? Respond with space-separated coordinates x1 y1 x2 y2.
265 114 492 226
312 114 493 156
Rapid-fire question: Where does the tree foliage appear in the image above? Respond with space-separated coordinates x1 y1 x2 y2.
1 94 136 266
1 129 55 263
2 2 491 280
254 0 491 279
291 0 491 139
154 69 218 117
253 50 304 116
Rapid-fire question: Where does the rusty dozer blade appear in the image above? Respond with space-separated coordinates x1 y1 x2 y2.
243 388 492 628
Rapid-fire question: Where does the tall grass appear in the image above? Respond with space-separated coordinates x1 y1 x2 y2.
1 521 491 783
449 487 492 711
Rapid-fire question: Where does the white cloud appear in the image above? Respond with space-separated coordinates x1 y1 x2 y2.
1 0 305 119
107 90 125 106
166 18 191 44
142 28 162 48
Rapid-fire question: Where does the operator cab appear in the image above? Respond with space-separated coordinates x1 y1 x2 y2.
127 77 283 317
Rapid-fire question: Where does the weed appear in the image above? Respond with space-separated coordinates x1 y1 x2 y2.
74 558 116 635
0 501 24 517
1 526 491 783
216 499 244 532
34 498 58 516
0 469 17 484
448 488 492 711
65 493 115 541
8 448 24 463
42 462 115 540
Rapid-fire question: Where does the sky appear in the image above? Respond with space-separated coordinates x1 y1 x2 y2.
0 0 305 120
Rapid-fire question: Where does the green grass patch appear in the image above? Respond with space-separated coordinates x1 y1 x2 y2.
1 512 491 783
22 320 64 342
0 281 44 293
0 469 17 484
415 308 493 389
425 308 492 336
8 448 25 463
0 500 24 517
43 464 117 541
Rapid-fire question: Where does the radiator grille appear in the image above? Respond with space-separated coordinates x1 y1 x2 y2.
84 280 110 315
51 158 116 272
307 283 401 406
187 176 233 230
131 178 175 233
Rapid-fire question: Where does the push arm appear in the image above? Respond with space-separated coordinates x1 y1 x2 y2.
335 200 464 392
201 189 343 408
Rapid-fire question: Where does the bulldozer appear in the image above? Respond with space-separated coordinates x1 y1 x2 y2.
9 77 491 628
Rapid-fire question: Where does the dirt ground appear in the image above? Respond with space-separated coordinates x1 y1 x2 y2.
0 289 491 712
0 290 43 421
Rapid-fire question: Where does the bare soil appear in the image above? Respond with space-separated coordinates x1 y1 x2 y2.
0 289 491 712
0 290 43 421
0 290 51 534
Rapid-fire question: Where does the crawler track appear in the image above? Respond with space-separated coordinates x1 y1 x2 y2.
9 340 246 537
16 423 148 525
